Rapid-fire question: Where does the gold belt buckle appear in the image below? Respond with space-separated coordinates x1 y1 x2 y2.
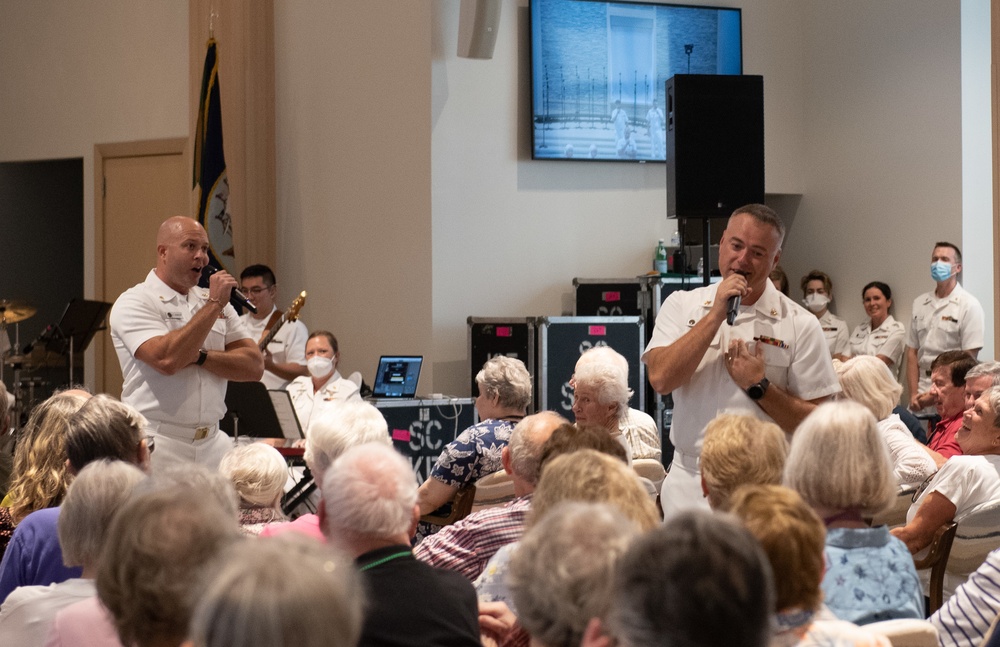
194 426 210 440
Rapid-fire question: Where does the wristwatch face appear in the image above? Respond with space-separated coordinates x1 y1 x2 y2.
747 378 768 400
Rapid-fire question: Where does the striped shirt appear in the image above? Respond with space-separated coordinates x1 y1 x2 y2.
413 495 531 581
931 548 1000 647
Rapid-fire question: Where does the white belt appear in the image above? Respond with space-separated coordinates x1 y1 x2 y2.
150 420 218 442
671 449 700 471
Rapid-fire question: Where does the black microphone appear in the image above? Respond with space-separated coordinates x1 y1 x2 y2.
726 294 740 326
201 266 257 314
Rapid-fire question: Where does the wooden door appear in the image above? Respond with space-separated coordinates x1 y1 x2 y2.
95 139 189 396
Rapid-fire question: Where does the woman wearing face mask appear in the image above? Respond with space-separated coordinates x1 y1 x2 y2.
800 270 849 361
287 330 362 433
848 281 907 375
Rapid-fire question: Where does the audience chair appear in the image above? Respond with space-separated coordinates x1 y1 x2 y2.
470 470 515 512
632 458 667 492
865 619 938 647
420 483 477 526
870 485 918 529
913 521 958 614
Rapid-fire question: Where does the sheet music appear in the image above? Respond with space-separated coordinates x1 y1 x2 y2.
269 391 304 440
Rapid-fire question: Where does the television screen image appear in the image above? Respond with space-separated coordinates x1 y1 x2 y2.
530 0 742 162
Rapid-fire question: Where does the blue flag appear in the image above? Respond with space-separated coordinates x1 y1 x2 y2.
193 38 236 273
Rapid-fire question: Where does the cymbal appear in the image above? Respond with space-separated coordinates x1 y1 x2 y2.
0 300 36 324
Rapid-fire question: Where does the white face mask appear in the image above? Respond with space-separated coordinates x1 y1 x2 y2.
307 355 334 378
803 293 830 313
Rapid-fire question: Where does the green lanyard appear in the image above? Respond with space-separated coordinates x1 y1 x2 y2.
359 551 411 572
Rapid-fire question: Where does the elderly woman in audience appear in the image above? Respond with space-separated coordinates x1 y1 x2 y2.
49 466 241 647
784 401 923 624
418 356 532 516
835 356 938 485
65 394 153 474
219 443 288 535
0 460 145 644
476 449 658 623
894 386 1000 555
571 361 634 463
186 536 363 647
497 502 643 647
599 510 774 647
0 394 154 602
699 413 788 510
574 347 660 461
0 390 90 558
729 485 891 646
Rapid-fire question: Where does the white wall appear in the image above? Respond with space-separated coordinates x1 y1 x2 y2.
273 2 434 387
962 0 994 361
777 1 964 393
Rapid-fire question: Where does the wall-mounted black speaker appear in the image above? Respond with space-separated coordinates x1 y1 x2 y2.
666 75 764 219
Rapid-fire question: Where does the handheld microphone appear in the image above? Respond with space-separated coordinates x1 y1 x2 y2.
201 266 257 314
726 294 740 326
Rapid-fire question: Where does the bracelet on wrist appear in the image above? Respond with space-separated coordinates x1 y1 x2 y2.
206 297 223 306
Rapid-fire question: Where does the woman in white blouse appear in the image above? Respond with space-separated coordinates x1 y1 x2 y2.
835 355 937 487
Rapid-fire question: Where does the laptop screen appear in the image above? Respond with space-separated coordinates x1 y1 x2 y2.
372 355 422 398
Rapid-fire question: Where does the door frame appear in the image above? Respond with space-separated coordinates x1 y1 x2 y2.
93 138 189 393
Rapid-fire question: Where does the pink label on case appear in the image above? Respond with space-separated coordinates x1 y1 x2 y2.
391 429 411 442
602 291 621 302
496 326 513 337
589 325 607 336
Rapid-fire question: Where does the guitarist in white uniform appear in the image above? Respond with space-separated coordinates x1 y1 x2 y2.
238 264 309 390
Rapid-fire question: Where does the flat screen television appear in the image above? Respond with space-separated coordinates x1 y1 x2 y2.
530 0 743 162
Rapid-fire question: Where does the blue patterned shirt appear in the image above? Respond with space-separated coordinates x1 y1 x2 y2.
428 418 517 488
821 525 924 625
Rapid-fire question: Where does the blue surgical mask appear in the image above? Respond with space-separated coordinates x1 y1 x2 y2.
931 261 952 282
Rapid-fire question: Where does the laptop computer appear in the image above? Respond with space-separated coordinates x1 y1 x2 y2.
369 355 423 400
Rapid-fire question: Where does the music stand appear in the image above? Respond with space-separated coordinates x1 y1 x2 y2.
44 299 112 384
220 381 304 440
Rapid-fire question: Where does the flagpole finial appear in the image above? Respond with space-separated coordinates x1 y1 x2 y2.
209 7 218 38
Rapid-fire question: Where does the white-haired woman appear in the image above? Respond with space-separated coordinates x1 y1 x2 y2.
417 356 532 516
785 401 923 625
187 535 363 647
836 355 939 485
220 443 289 536
502 502 644 647
571 361 633 463
0 460 145 644
894 386 1000 555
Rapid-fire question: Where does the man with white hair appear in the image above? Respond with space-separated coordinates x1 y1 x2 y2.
964 361 1000 410
575 346 660 461
260 400 390 541
320 443 480 647
413 411 564 580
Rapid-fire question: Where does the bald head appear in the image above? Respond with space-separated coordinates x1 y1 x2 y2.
507 411 566 489
156 216 204 246
154 216 210 293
